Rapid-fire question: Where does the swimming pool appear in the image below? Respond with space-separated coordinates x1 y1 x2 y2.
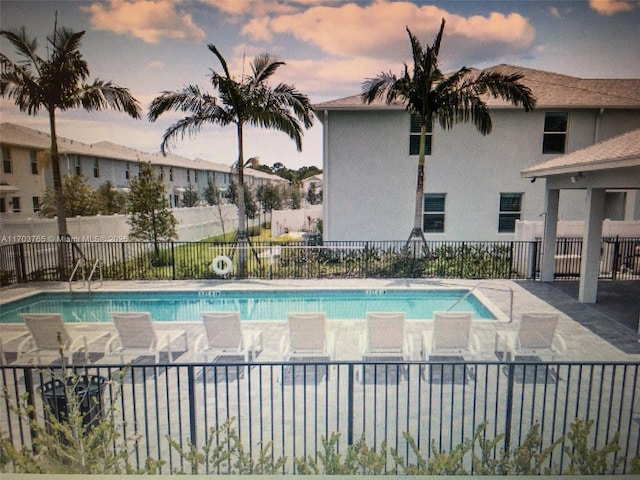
0 289 497 323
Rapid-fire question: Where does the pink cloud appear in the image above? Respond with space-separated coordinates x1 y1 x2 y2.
241 1 535 61
589 0 636 15
82 0 206 44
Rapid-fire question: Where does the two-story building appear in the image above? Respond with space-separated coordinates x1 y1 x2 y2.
315 65 640 241
0 123 287 218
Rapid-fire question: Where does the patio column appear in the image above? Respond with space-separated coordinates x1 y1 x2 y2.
579 187 606 303
540 188 560 282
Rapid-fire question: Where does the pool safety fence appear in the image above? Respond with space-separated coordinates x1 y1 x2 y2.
1 360 639 474
1 237 639 285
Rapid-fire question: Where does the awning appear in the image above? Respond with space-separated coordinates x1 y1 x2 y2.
0 184 19 194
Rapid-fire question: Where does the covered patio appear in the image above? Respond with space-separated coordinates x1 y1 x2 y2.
521 129 640 304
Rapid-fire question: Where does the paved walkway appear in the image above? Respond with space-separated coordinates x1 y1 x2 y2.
519 280 640 355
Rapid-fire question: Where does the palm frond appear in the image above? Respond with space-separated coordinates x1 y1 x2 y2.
148 85 217 120
475 71 537 111
77 80 142 118
361 72 398 104
431 19 446 57
251 54 284 84
0 28 40 67
208 44 231 79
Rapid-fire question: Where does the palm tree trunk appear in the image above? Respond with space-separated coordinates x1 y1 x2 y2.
48 108 70 279
236 123 247 278
410 120 428 242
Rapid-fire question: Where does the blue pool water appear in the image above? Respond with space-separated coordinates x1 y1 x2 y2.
0 289 496 323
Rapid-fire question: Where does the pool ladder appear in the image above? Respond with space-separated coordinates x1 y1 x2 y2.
69 259 103 293
447 281 514 323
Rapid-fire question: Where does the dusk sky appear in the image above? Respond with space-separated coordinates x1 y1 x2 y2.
1 0 639 169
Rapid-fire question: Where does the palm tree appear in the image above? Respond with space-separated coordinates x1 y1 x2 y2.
148 45 314 277
362 19 536 243
1 25 141 276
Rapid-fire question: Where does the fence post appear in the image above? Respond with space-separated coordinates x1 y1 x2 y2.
347 363 354 446
23 367 38 450
171 242 176 280
503 363 516 452
15 242 26 283
529 241 538 280
188 365 197 448
611 236 620 280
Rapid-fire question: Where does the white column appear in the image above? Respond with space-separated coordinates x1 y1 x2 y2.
579 187 606 303
541 188 560 282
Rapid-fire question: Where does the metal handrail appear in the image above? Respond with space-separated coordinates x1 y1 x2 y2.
87 259 103 293
447 280 514 323
68 259 86 293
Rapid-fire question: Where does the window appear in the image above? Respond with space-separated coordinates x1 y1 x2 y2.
93 158 100 178
186 169 191 182
542 112 568 154
2 147 12 173
194 170 199 183
410 113 432 156
10 196 20 213
423 193 446 233
32 196 40 213
125 162 130 180
169 167 173 181
30 151 38 174
74 156 82 176
498 193 523 233
0 198 5 213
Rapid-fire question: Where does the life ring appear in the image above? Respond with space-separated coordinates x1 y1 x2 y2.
211 255 233 276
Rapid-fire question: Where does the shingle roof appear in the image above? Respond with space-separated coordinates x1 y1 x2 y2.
315 65 640 110
521 129 640 177
0 123 226 172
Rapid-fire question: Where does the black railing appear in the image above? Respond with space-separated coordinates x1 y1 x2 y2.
1 361 639 474
1 237 638 285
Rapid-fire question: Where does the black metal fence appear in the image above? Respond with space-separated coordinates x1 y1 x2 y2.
1 237 639 285
1 361 638 474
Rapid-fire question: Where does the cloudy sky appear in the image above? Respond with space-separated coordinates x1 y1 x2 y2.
1 0 639 169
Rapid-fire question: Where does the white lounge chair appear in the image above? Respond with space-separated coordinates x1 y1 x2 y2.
106 312 188 363
495 312 566 361
195 312 263 362
360 312 413 360
0 329 29 365
422 312 480 360
18 313 109 364
280 312 334 361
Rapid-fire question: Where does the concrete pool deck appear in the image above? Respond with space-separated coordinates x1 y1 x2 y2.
1 278 639 364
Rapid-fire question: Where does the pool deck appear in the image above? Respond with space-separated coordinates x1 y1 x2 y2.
1 278 639 364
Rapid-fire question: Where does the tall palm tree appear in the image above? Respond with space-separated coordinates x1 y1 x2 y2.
148 45 314 277
1 25 141 277
362 19 536 243
1 26 142 241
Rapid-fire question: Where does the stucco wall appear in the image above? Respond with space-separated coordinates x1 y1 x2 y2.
322 107 640 241
0 204 238 243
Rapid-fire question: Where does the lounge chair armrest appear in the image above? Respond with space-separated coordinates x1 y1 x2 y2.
405 333 414 361
104 334 121 355
279 335 289 360
421 331 433 360
469 333 481 358
194 333 207 354
327 331 336 359
495 330 516 361
553 334 567 356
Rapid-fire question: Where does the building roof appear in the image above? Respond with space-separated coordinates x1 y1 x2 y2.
315 65 640 111
521 128 640 177
1 123 243 174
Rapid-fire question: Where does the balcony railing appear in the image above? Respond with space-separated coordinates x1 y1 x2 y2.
1 360 639 474
1 237 639 285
